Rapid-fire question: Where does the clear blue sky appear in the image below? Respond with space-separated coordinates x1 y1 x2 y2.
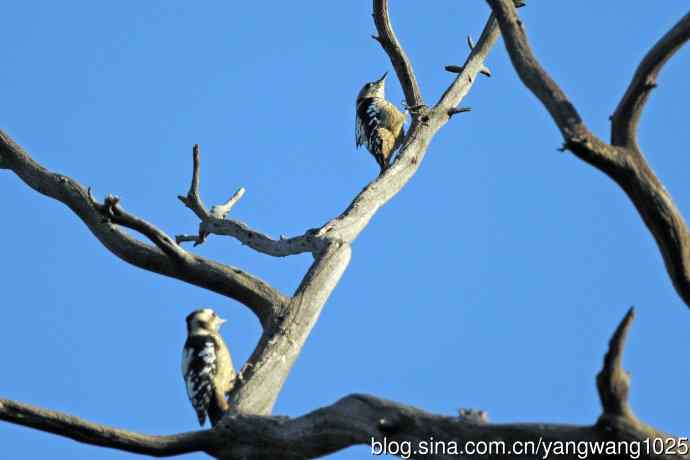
1 2 688 459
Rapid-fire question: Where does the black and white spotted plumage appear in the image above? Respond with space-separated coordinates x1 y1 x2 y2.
355 72 406 172
181 308 236 427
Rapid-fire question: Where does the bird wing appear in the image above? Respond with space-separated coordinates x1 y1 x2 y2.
356 98 379 149
356 109 366 148
182 335 218 426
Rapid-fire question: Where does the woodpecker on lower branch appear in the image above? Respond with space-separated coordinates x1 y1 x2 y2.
181 308 236 426
355 72 406 173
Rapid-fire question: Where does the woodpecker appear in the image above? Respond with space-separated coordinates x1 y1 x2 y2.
355 72 406 173
181 308 236 427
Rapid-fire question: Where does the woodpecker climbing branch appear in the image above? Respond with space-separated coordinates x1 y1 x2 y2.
1 309 686 459
178 144 210 221
315 5 498 244
210 188 246 219
487 0 690 311
0 130 286 325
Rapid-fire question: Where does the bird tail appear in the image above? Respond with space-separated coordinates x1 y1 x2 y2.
207 391 230 426
374 128 396 173
196 410 207 427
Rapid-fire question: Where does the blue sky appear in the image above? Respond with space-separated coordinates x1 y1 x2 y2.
1 1 688 459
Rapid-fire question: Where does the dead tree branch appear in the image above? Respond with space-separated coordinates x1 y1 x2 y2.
597 307 636 418
0 399 217 458
372 0 423 108
175 145 322 256
2 309 686 459
487 0 690 310
91 192 191 263
436 14 500 113
612 12 690 148
0 130 286 326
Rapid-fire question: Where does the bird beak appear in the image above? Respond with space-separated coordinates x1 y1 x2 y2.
376 71 388 84
218 317 227 326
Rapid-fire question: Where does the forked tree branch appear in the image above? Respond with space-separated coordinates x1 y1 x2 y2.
436 15 500 112
612 12 690 148
175 145 322 256
2 310 685 459
487 0 690 310
372 0 423 108
314 9 498 245
92 192 191 263
0 130 287 325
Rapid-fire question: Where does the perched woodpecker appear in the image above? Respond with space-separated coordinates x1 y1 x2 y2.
355 72 406 173
181 308 236 427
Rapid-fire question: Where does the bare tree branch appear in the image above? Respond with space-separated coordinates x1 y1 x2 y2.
596 307 635 418
176 145 320 256
228 240 352 415
200 219 320 257
485 0 619 166
372 0 423 108
436 14 500 112
487 0 690 310
178 144 210 221
3 311 687 459
594 309 685 447
0 398 217 458
612 12 690 148
0 130 287 325
209 188 246 220
89 192 191 263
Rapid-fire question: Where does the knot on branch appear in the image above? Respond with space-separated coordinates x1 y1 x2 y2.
458 408 489 424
